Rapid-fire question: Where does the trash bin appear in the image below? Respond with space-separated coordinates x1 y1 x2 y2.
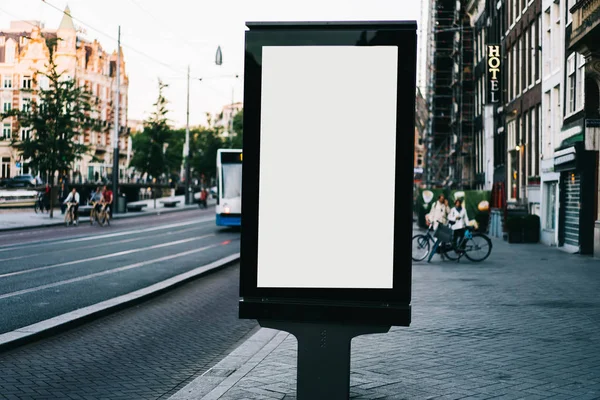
117 194 127 213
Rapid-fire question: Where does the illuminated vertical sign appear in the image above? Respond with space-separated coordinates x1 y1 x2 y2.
487 45 500 104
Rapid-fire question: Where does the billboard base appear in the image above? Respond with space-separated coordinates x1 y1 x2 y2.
259 319 391 400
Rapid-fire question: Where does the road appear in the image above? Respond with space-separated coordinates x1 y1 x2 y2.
0 209 239 334
0 209 259 400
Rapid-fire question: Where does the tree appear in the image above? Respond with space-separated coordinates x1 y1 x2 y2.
228 109 243 149
130 79 172 183
0 37 97 218
190 126 224 185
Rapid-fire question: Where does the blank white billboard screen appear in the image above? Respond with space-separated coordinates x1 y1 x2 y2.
257 45 398 289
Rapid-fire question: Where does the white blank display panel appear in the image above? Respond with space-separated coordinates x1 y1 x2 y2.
257 45 399 289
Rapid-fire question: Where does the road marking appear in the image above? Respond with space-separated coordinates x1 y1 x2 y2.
0 216 215 253
0 241 233 301
0 225 210 263
0 234 215 279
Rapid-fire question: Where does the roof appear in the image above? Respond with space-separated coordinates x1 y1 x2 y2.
58 5 76 31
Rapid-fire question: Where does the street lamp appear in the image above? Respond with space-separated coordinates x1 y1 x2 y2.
183 45 225 205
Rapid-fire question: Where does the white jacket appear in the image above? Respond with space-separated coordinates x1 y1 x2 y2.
63 192 80 204
448 207 469 230
427 201 449 229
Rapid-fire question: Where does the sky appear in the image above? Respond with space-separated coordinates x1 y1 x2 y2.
0 0 422 129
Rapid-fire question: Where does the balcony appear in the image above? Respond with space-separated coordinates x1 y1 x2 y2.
570 0 600 52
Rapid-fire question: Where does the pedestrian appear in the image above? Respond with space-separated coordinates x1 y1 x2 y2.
426 194 450 230
199 188 207 208
448 198 470 249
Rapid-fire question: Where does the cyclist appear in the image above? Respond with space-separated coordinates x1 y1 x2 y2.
101 185 113 215
448 198 470 249
63 188 80 225
90 187 103 223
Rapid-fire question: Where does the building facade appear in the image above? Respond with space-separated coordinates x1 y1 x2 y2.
0 7 129 184
566 0 600 257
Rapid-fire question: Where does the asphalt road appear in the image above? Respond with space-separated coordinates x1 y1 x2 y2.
0 209 240 335
0 262 258 400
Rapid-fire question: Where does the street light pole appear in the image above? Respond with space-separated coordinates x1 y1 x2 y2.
184 65 191 205
112 25 120 215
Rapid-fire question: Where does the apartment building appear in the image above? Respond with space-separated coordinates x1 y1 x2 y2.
0 7 129 184
564 0 600 257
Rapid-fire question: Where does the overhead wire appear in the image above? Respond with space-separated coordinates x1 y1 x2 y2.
41 0 189 78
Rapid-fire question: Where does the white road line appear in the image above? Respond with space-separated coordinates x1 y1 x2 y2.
0 234 215 279
0 216 215 253
0 225 209 263
0 243 223 300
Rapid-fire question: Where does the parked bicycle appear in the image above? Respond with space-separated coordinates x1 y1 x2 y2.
412 221 492 262
34 192 46 214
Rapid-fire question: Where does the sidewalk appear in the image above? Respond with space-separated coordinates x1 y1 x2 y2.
170 234 600 400
0 195 216 231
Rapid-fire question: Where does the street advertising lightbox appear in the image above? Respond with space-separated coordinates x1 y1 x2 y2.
239 21 417 326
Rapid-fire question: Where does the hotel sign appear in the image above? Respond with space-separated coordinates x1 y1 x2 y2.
487 45 501 104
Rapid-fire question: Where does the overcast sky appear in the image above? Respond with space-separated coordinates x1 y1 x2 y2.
0 0 422 128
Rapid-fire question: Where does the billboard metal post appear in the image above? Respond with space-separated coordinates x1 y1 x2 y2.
239 20 417 399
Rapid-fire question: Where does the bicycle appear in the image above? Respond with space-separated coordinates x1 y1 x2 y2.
411 222 455 262
64 202 78 226
96 203 110 226
34 193 47 214
412 221 493 262
90 201 100 225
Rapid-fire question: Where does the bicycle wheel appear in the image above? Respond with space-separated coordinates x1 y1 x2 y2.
440 241 461 260
464 233 493 262
64 209 71 226
411 234 430 262
34 202 39 214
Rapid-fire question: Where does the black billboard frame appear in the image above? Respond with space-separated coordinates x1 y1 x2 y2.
239 21 417 327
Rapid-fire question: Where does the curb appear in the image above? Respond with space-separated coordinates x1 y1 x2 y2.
0 204 211 232
169 328 290 400
0 253 240 353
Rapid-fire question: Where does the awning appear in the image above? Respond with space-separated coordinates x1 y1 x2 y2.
559 132 584 148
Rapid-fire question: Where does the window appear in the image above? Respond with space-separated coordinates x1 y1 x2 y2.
508 50 512 101
20 128 31 141
567 0 574 25
525 29 530 88
2 123 11 139
22 76 32 89
531 20 536 86
567 54 576 114
577 54 586 110
3 101 11 112
545 182 556 230
3 76 12 89
0 157 10 178
537 15 541 82
22 97 31 113
5 39 15 64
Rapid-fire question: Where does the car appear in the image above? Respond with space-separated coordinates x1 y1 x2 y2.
7 174 42 188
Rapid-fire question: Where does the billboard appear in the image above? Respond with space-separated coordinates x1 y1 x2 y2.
239 21 417 326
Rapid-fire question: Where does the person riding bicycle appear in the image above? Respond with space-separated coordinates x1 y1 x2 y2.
63 188 80 225
90 187 104 219
448 198 470 249
101 185 113 214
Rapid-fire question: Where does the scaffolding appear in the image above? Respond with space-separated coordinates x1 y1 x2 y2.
424 0 475 189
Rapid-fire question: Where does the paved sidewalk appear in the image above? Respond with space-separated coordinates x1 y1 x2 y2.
170 234 600 400
0 195 216 231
